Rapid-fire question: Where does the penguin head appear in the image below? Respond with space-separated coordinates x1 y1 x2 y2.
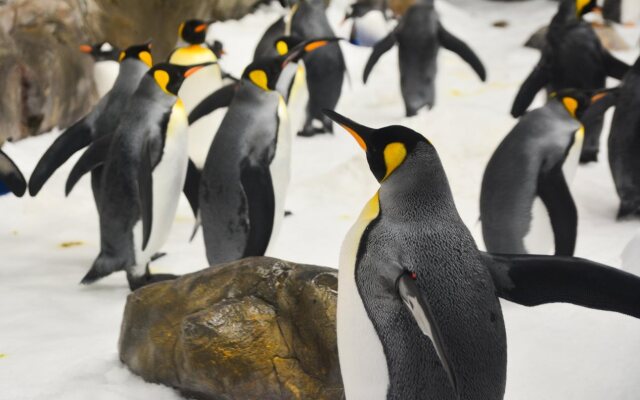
79 42 120 62
273 36 304 56
118 42 153 67
551 89 592 119
150 62 213 95
575 0 598 17
178 19 213 45
324 110 430 182
244 37 340 91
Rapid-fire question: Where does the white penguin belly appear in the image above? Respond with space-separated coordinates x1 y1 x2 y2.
525 127 584 254
352 11 390 47
338 193 389 400
622 0 640 23
132 104 189 275
265 97 292 255
287 64 309 137
93 61 119 98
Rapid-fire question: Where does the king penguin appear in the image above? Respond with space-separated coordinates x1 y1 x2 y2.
193 39 336 266
481 90 594 256
29 42 153 211
363 0 486 117
0 147 26 197
169 19 224 169
69 63 207 290
511 0 629 163
79 42 121 98
326 109 640 400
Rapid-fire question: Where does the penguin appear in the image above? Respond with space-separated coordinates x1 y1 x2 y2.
254 0 346 136
344 1 391 47
0 147 26 197
29 42 153 211
511 0 629 163
480 90 595 256
363 0 486 117
193 39 336 266
67 62 207 290
79 42 121 98
577 56 640 219
169 19 225 169
325 109 640 400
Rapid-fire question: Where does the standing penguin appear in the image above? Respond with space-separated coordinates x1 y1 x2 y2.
481 90 593 256
326 109 640 400
195 39 335 266
580 56 640 219
254 0 346 136
0 148 26 197
169 19 224 169
68 63 206 290
363 0 486 117
511 0 629 163
80 42 121 98
29 43 153 209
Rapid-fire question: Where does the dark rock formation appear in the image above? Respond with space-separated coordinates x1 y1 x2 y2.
119 257 343 400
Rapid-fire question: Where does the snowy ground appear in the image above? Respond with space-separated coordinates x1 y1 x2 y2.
2 0 640 399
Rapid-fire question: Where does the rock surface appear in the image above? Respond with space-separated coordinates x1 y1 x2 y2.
119 257 343 400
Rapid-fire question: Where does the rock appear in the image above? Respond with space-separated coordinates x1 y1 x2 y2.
119 257 343 400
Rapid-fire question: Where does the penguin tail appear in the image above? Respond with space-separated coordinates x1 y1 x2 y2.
80 254 126 285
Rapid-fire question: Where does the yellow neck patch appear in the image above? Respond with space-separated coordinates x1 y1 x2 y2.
562 97 578 118
383 142 407 180
249 69 270 91
178 23 185 39
154 70 171 94
118 51 125 62
576 0 590 16
138 51 153 67
276 41 289 56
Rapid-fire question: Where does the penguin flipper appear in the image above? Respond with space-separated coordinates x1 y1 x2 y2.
482 253 640 319
183 158 201 218
581 89 618 127
240 164 275 257
363 30 396 84
602 51 630 80
537 163 577 256
188 83 237 125
65 133 112 196
29 119 93 196
0 148 26 197
139 139 155 251
438 24 486 81
511 62 550 117
396 271 458 395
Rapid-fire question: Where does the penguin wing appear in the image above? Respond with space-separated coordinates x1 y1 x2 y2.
183 158 201 217
0 148 26 197
482 252 640 319
363 29 397 84
188 83 238 125
511 59 551 117
537 162 577 256
396 272 458 395
240 163 275 257
65 133 112 196
438 24 486 81
602 51 630 80
28 118 94 196
580 89 619 130
139 127 166 251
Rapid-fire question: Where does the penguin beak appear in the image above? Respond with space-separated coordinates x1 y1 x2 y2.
79 45 93 54
283 37 341 67
195 23 208 33
183 62 215 78
323 109 374 152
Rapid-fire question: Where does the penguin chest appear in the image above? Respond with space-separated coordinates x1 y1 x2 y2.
337 193 389 400
133 102 189 268
93 60 119 98
287 64 309 136
265 97 292 254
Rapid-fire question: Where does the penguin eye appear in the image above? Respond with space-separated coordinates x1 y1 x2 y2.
382 142 408 180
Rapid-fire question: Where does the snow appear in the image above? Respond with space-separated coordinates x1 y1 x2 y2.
1 0 640 398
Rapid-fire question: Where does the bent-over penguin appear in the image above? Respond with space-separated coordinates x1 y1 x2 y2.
326 109 640 400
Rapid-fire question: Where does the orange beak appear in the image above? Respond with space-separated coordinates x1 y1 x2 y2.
195 24 208 33
184 66 204 78
79 45 92 54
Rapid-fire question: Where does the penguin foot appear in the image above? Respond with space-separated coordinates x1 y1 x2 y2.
127 272 178 291
579 149 599 164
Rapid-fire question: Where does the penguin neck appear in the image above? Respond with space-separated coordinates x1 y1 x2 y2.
551 2 581 27
378 145 458 222
135 75 178 108
113 59 149 92
546 99 577 121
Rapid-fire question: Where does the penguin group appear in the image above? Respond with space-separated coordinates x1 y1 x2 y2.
3 0 640 398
